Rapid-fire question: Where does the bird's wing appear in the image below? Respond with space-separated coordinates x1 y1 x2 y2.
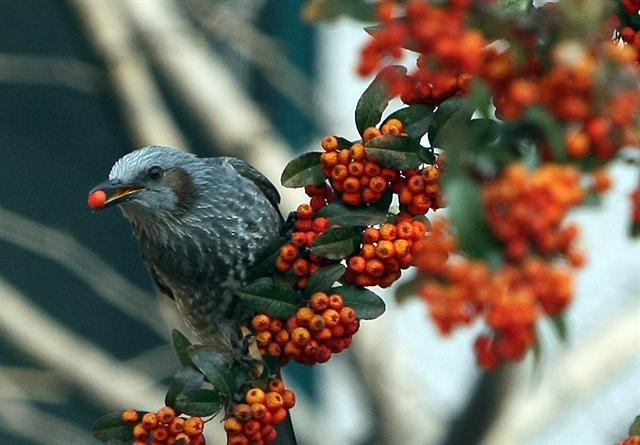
207 157 282 214
147 263 175 300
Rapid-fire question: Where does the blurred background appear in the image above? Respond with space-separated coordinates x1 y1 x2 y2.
0 1 638 444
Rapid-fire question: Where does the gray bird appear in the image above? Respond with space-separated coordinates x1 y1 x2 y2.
89 146 283 355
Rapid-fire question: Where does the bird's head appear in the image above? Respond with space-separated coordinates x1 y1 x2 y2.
88 146 203 223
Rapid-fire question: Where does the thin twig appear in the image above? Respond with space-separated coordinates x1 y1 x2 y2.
0 206 167 337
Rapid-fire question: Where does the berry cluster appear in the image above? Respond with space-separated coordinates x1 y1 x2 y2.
276 204 330 288
320 131 400 207
394 163 444 215
224 379 295 445
417 219 576 369
251 293 360 365
345 214 428 288
615 436 640 445
359 0 485 106
123 407 205 445
483 163 586 265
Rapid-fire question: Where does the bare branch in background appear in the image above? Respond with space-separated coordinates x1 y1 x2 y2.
0 373 101 445
483 301 640 445
118 0 303 211
69 0 188 150
0 206 166 337
0 367 68 404
184 0 317 121
0 53 102 94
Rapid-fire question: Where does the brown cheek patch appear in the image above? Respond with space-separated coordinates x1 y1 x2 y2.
165 167 197 215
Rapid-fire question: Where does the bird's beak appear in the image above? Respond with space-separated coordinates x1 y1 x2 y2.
88 180 145 210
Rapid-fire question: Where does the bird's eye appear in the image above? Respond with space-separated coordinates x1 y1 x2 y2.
148 166 163 180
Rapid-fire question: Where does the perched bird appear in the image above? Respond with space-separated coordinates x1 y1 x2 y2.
88 146 283 355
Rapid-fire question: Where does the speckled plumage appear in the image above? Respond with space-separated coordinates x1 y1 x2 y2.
105 146 282 353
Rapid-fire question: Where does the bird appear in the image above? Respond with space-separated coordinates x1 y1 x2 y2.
88 146 283 356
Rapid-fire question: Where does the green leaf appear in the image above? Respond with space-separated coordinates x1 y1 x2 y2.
355 65 407 137
281 152 325 188
372 187 394 212
248 235 288 279
93 412 135 442
444 174 502 261
174 389 222 417
311 227 362 260
470 119 499 147
335 285 385 319
315 201 388 226
365 135 427 170
171 329 193 367
165 366 205 409
382 105 434 140
629 415 640 436
336 137 353 149
524 107 567 162
188 347 239 398
429 97 475 149
304 264 346 296
394 277 418 305
549 313 568 343
238 277 301 318
302 0 376 22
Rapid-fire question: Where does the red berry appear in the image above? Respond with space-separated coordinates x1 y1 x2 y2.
88 190 107 209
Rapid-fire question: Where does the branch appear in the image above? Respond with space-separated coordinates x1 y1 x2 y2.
0 206 167 337
69 0 189 149
0 52 102 94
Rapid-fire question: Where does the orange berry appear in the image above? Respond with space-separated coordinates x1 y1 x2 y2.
122 409 139 424
269 318 283 333
348 161 365 177
322 135 339 152
87 190 107 209
369 175 387 193
313 327 332 341
156 406 176 425
291 327 311 346
267 379 285 394
228 435 249 445
338 149 352 165
280 244 299 262
342 192 362 206
133 424 148 440
379 223 397 240
262 425 277 443
316 345 332 363
339 307 357 324
275 256 291 272
251 403 268 420
224 417 243 435
142 412 158 430
362 243 376 259
296 306 314 324
184 417 204 437
266 342 282 357
363 228 380 243
565 130 590 159
246 388 266 405
366 259 385 277
322 309 340 327
153 426 169 442
421 165 440 183
271 407 288 425
331 324 345 338
351 143 367 161
331 164 349 182
308 314 326 331
321 151 339 167
328 294 344 310
296 203 313 219
243 419 261 436
291 232 308 247
408 175 425 193
310 195 326 211
265 392 284 411
251 314 271 332
382 118 404 135
399 186 413 205
363 127 382 142
284 340 302 357
312 217 330 233
292 259 310 277
412 220 427 238
169 417 185 435
375 240 395 259
364 161 382 177
310 292 330 311
343 177 361 193
393 238 410 256
282 390 296 409
396 221 414 239
381 168 399 181
363 187 381 203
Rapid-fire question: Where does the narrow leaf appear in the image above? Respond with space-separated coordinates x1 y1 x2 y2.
311 227 362 260
525 107 567 162
429 97 475 148
188 347 238 398
281 152 325 188
304 264 346 296
365 135 425 170
171 329 193 367
335 285 386 319
549 313 568 343
174 389 221 417
93 412 135 442
315 201 387 226
382 104 434 140
238 278 301 318
355 65 407 136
